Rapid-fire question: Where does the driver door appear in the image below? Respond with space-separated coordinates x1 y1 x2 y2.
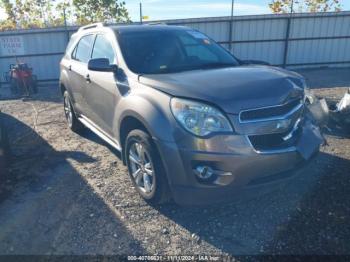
83 34 120 137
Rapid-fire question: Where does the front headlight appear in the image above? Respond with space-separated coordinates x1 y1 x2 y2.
170 98 233 137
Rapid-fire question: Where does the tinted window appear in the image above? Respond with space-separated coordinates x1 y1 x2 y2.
185 45 219 62
71 45 77 59
91 35 116 64
179 34 219 62
66 34 78 56
73 34 95 63
117 29 239 74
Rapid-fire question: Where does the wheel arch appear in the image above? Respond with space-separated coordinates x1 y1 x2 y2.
119 114 173 203
119 114 150 165
116 92 175 153
59 66 70 95
60 83 66 96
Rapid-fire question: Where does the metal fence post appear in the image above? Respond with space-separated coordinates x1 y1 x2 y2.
228 0 234 53
63 8 70 44
228 20 233 53
283 16 291 68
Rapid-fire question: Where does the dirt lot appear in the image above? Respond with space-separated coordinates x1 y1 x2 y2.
0 68 349 256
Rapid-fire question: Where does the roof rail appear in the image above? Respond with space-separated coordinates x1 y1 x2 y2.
78 22 104 31
145 22 167 26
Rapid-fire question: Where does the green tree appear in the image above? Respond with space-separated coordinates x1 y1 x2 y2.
0 0 80 30
73 0 130 25
0 0 60 30
54 1 73 26
0 0 16 29
269 0 342 13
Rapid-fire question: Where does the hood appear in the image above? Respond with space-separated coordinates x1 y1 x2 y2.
139 65 305 114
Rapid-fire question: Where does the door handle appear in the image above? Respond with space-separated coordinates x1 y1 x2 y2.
85 74 91 83
68 65 72 71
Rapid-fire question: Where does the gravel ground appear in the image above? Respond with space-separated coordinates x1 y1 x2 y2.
0 67 349 256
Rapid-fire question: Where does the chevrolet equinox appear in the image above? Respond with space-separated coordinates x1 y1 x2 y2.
59 23 324 205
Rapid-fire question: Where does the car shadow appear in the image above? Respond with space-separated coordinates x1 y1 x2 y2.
155 151 350 255
263 152 350 254
0 113 144 255
79 128 123 160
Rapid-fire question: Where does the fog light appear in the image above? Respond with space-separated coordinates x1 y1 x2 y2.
194 165 214 180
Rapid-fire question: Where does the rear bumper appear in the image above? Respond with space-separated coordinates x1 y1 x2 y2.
155 121 323 205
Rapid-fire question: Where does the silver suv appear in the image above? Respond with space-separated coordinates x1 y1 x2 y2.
59 23 323 205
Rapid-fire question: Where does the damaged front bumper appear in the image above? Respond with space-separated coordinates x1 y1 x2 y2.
157 117 324 205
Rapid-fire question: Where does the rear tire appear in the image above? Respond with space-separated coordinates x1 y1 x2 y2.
125 129 170 205
63 91 84 133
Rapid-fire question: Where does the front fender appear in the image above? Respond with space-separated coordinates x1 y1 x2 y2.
115 86 177 143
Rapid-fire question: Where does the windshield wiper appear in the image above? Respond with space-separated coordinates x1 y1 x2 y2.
198 62 237 69
147 63 237 74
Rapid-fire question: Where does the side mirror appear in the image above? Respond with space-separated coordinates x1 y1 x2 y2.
240 59 270 66
88 58 116 72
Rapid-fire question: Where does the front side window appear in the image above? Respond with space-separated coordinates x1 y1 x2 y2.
73 34 95 63
91 34 116 64
117 29 239 74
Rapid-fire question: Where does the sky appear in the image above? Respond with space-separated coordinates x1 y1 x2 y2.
0 0 350 22
125 0 350 21
126 0 271 21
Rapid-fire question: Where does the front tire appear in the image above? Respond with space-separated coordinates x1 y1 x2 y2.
125 129 170 205
63 91 83 133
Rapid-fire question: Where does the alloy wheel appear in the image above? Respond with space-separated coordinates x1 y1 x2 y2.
128 142 155 196
64 95 73 127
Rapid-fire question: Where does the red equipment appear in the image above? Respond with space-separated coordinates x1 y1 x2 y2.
8 63 37 96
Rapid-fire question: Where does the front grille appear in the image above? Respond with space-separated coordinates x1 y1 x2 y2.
249 123 302 151
240 99 302 122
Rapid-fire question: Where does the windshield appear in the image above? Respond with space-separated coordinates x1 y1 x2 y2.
117 29 240 74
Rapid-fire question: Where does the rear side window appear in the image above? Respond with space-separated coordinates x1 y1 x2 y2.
72 34 95 63
65 34 77 56
91 34 116 64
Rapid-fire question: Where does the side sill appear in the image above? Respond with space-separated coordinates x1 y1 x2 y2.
78 115 122 152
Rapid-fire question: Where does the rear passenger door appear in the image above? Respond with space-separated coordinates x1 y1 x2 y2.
69 34 95 115
84 34 119 137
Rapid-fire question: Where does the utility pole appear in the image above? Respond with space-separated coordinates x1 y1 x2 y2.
63 6 69 43
139 2 143 24
231 0 235 17
228 0 235 52
283 0 294 68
